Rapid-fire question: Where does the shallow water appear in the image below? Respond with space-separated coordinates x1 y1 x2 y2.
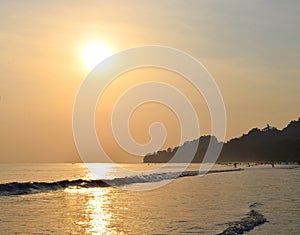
0 163 299 234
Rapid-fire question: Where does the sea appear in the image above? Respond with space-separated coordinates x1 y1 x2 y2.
0 163 299 234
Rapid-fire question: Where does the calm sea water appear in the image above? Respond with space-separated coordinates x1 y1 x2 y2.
0 163 299 234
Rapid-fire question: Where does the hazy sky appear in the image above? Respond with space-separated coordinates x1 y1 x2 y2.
1 0 299 162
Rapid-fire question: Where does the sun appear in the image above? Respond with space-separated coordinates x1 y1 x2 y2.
82 42 113 70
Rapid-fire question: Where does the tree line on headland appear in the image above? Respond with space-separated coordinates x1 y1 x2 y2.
143 118 300 163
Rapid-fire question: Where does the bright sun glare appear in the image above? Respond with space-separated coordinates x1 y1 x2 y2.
82 42 113 70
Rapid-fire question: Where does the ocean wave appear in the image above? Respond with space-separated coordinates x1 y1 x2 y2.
0 179 110 196
216 210 267 235
0 168 242 196
249 202 263 208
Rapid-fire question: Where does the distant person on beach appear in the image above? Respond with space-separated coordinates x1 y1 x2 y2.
271 162 274 168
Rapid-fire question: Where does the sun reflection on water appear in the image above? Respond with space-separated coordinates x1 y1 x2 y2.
65 187 117 234
84 163 117 180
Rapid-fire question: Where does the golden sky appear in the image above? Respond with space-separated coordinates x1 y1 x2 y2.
0 1 299 162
